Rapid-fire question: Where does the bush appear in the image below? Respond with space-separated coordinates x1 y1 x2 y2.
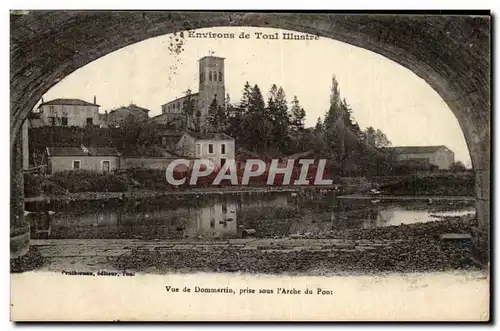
380 173 475 196
125 168 169 190
51 170 128 193
24 174 67 197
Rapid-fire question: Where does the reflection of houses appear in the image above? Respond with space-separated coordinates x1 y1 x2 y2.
36 97 101 127
151 56 226 131
46 146 120 174
189 201 238 239
382 145 455 170
176 131 235 169
105 103 150 127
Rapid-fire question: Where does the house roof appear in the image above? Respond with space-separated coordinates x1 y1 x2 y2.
185 131 234 141
109 104 151 114
151 112 186 119
381 145 449 154
39 98 100 107
46 146 120 157
121 145 179 157
161 93 199 107
158 130 184 137
199 56 225 61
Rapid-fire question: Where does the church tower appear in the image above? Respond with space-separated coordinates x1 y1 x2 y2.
198 56 225 129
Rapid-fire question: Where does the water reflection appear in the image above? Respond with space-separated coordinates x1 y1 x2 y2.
26 192 475 240
367 207 476 228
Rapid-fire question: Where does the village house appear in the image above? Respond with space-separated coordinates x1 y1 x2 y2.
36 97 101 127
104 103 151 127
46 146 120 174
382 145 455 170
176 132 235 169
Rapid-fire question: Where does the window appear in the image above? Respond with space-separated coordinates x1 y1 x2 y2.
222 202 227 213
218 71 222 81
221 144 226 154
200 71 205 83
178 102 181 110
220 158 226 168
210 218 215 229
49 117 56 126
73 160 80 170
196 143 201 156
86 118 93 126
102 160 110 172
208 144 214 154
61 117 68 126
209 71 212 81
49 106 55 113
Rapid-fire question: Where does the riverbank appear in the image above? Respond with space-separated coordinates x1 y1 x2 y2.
24 186 320 203
24 171 475 203
15 216 482 275
338 194 475 201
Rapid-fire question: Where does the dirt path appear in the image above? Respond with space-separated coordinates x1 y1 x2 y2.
28 235 479 275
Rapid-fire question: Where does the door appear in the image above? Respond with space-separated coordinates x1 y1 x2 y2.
102 160 110 172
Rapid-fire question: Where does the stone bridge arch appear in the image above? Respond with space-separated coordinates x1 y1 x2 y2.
10 11 490 258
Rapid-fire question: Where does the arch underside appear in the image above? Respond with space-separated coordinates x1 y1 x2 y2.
10 12 491 256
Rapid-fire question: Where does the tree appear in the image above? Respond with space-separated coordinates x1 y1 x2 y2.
207 95 227 132
239 81 252 113
323 75 341 132
194 110 202 132
183 89 196 130
450 161 467 171
266 85 290 153
363 126 392 148
243 84 270 153
314 117 323 132
290 96 306 132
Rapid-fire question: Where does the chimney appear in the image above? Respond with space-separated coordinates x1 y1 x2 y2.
93 95 96 104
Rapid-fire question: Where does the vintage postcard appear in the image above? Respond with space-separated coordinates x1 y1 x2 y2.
10 10 491 321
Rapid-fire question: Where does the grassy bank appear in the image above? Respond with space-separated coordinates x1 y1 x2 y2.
24 170 475 199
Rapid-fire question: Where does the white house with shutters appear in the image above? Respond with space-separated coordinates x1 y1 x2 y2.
176 132 235 169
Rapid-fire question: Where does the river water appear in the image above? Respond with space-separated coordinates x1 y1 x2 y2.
25 191 475 240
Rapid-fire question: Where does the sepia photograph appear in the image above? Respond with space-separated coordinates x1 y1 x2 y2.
9 10 491 321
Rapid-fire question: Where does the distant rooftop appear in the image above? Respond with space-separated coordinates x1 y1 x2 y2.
161 93 199 107
381 146 451 154
109 104 151 114
185 131 234 141
39 98 100 107
46 146 119 157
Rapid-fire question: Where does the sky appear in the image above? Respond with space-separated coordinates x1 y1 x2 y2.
37 27 471 166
